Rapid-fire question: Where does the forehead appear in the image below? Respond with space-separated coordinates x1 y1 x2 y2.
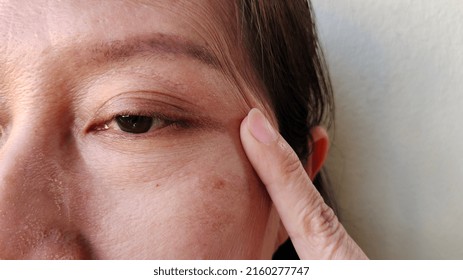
0 0 235 59
0 0 268 120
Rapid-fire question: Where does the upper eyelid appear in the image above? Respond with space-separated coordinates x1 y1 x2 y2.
67 52 233 123
70 60 200 109
86 107 184 134
93 92 193 117
109 111 180 128
85 94 188 128
89 113 170 133
110 114 176 132
84 93 223 134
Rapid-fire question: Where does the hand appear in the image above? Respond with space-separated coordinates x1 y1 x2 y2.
240 108 368 259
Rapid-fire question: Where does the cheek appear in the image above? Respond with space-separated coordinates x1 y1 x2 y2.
74 132 277 259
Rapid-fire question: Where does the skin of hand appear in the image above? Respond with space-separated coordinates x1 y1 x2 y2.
240 108 368 259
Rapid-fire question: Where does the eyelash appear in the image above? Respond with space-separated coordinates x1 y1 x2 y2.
92 110 188 135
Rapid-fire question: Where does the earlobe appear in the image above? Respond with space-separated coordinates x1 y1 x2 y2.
305 126 329 180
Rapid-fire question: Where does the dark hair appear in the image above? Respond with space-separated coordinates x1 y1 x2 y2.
237 0 336 259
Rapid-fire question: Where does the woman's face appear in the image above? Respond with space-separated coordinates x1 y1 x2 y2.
0 0 282 259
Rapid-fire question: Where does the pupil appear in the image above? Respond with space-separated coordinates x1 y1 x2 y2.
115 115 153 134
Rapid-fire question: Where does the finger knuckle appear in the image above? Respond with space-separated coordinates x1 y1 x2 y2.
299 201 344 249
278 140 305 185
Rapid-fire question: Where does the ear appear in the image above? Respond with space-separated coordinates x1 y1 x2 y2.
304 126 329 180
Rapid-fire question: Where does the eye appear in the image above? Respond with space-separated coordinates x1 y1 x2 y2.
115 115 155 134
89 111 183 136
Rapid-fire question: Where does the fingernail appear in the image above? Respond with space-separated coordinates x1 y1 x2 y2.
247 108 278 144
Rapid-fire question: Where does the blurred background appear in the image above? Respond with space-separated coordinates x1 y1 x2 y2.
312 0 463 259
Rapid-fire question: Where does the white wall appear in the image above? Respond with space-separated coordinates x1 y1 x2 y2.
312 0 463 259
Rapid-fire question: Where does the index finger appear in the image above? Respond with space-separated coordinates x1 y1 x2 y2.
240 108 367 259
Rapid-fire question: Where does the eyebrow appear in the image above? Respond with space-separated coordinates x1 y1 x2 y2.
84 33 221 69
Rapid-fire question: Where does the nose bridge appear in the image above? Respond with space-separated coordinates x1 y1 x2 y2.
0 114 90 259
0 117 65 213
1 111 66 189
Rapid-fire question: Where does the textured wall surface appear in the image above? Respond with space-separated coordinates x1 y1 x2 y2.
312 0 463 259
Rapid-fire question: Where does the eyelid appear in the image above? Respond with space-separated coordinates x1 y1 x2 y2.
86 98 189 133
109 110 186 130
84 91 223 136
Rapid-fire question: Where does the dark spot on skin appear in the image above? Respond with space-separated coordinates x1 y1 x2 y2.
213 179 225 190
155 183 160 188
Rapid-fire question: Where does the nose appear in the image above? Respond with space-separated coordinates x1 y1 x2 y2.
0 118 92 259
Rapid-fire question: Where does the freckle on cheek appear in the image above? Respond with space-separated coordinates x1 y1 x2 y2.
212 179 226 190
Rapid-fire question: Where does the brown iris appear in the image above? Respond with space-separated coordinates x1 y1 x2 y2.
115 115 154 134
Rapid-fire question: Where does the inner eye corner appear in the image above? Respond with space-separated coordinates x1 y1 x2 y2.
84 118 110 134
